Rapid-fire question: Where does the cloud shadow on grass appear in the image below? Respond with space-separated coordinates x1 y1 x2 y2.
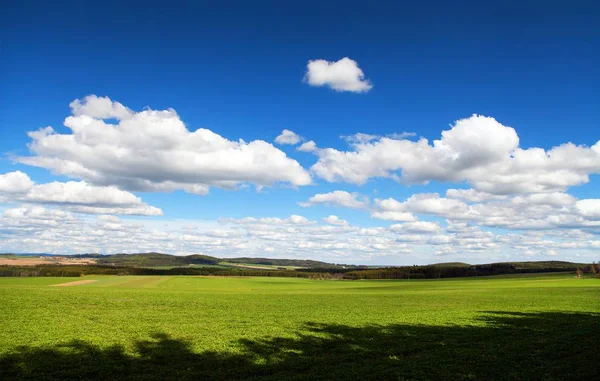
1 311 599 380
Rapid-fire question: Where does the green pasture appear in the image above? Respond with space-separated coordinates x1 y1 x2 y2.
1 274 598 380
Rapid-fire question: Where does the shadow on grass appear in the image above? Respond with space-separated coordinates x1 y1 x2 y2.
2 311 598 380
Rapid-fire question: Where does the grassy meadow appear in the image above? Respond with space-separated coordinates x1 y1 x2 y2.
1 274 599 380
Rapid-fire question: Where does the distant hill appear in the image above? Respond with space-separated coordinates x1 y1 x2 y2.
430 261 585 270
2 253 594 273
222 257 355 269
2 253 597 279
92 253 221 267
61 252 354 269
500 261 586 270
431 262 471 267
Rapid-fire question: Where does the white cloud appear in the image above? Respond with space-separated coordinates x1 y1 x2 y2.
297 140 318 152
3 206 76 224
70 95 133 120
304 57 373 93
396 193 467 215
341 133 380 144
17 96 312 195
371 195 465 222
388 132 417 140
517 192 576 207
219 215 315 226
373 191 600 231
5 96 600 263
299 190 369 209
322 215 349 226
275 129 302 145
369 198 417 221
446 189 507 203
308 114 600 194
0 171 34 193
390 221 442 234
288 215 311 225
369 211 417 222
1 206 598 263
575 199 600 220
342 132 416 144
0 171 162 216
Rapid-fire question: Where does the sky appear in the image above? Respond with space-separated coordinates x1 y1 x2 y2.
1 0 599 264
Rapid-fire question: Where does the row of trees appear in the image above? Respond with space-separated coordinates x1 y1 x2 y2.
2 262 598 279
343 263 598 280
0 265 329 278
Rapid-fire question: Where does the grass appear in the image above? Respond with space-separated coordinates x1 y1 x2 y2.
1 274 599 380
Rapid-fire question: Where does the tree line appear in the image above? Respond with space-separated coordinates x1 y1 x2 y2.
2 261 598 279
0 265 328 278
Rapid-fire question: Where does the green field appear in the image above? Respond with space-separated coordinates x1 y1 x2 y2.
1 274 599 380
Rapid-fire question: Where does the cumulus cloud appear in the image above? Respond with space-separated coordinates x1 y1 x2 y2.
390 221 442 234
3 206 77 227
69 95 133 120
304 57 373 93
299 190 369 209
368 197 417 222
275 129 302 145
385 193 467 215
297 140 318 152
575 199 600 220
0 171 162 216
369 211 417 222
342 132 416 144
1 206 598 262
0 171 34 193
307 114 600 194
17 96 312 195
219 215 315 226
6 96 600 262
322 215 349 226
446 189 507 203
373 191 600 231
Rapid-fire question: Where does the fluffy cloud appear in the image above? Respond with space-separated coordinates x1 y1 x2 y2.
322 215 349 226
300 191 418 221
0 171 34 193
2 206 597 263
369 198 417 222
446 189 507 203
0 171 162 216
297 140 318 152
369 211 417 222
299 190 369 209
304 57 373 93
3 206 77 227
69 95 133 120
219 215 314 226
373 191 600 231
17 96 312 195
342 132 416 144
575 199 600 220
390 221 442 234
308 114 600 194
6 96 600 262
275 129 302 145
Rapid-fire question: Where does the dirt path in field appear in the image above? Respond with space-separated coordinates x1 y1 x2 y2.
50 280 98 287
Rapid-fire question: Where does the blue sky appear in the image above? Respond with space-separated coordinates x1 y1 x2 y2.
1 1 599 264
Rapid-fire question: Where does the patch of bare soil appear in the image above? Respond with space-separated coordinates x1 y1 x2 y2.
0 258 97 266
0 259 51 266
